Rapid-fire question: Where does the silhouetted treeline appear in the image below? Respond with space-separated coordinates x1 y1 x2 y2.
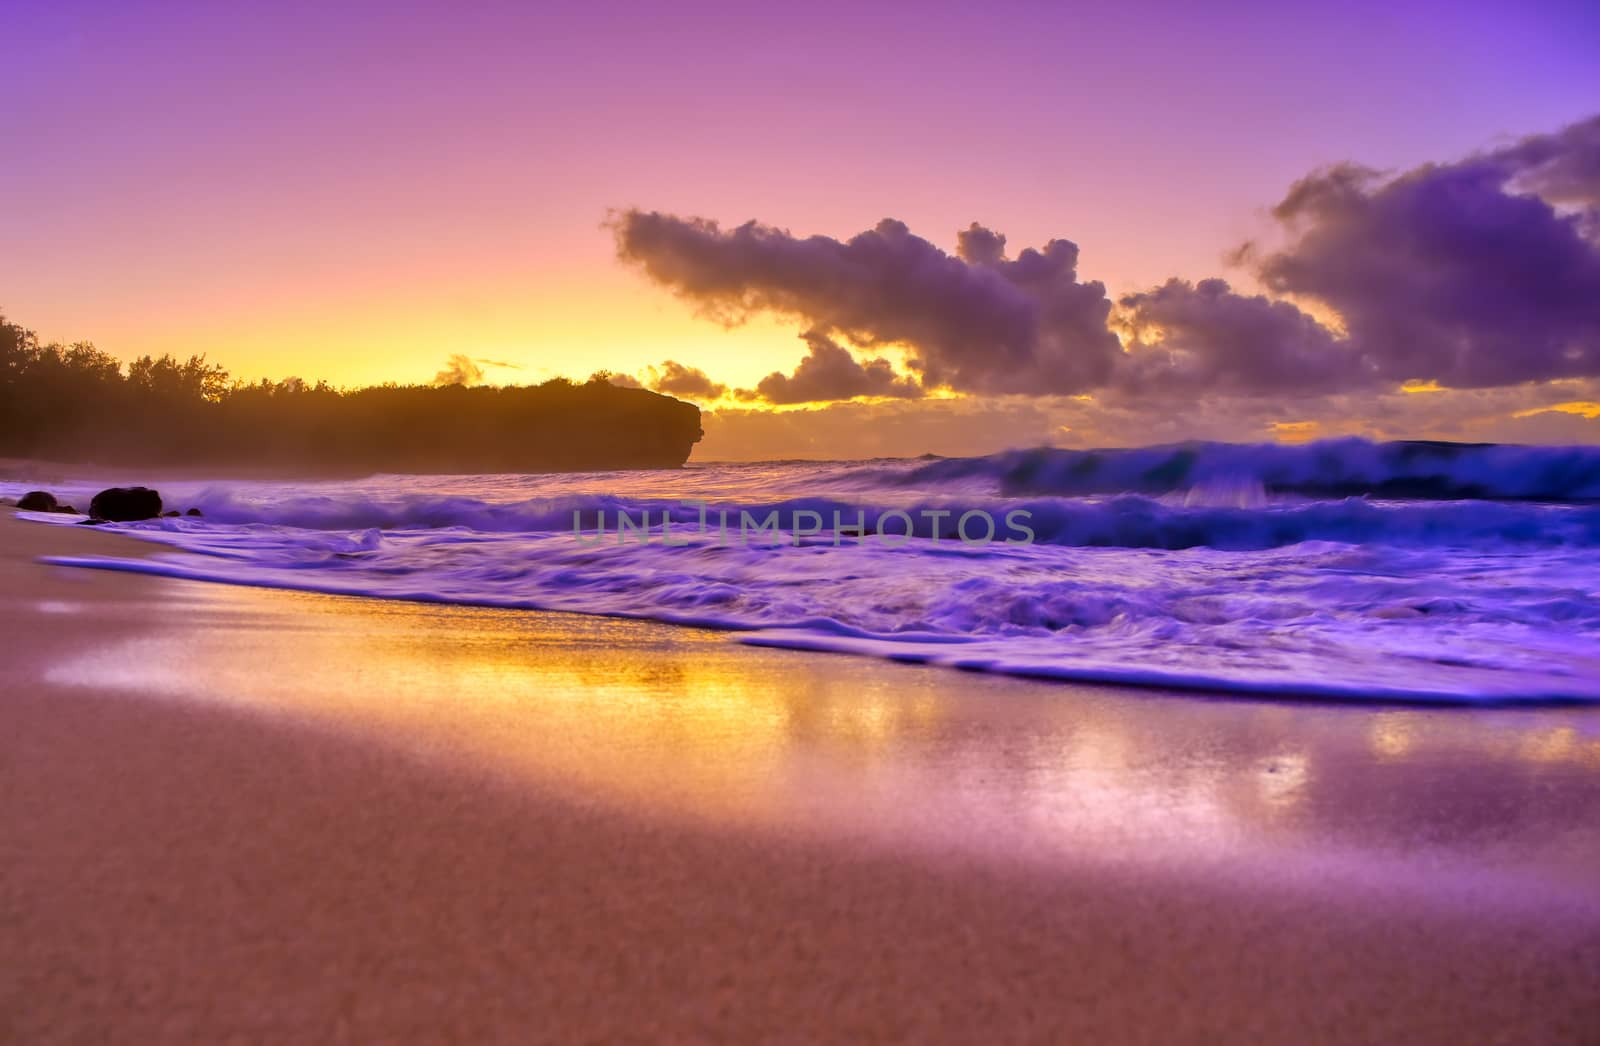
0 315 702 472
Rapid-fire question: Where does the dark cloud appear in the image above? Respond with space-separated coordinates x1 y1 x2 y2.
1251 115 1600 387
647 360 726 400
956 222 1007 266
597 371 643 388
1117 278 1372 396
752 330 924 404
1491 115 1600 211
1111 115 1600 396
612 210 1120 396
614 113 1600 408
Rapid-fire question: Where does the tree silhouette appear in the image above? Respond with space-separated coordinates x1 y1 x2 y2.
0 312 702 473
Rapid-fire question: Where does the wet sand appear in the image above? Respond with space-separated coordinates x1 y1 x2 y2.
2 513 1598 1042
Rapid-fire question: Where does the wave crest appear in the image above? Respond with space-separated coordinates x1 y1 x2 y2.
166 488 1600 551
897 439 1600 501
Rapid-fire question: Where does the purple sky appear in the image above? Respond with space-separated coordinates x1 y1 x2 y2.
3 0 1598 456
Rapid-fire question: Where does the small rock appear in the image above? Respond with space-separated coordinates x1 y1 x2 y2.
185 508 204 517
18 490 58 512
162 510 180 518
89 486 163 522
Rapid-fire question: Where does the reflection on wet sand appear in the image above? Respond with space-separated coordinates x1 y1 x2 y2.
47 581 1600 901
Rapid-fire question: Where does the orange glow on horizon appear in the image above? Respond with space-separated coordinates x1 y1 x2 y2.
1268 420 1320 442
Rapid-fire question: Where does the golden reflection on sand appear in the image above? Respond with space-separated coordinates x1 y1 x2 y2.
43 582 1600 886
1519 726 1576 763
1369 713 1414 759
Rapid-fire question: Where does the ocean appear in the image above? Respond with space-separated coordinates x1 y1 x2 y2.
11 437 1600 704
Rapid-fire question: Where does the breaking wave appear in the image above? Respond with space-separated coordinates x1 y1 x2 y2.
9 437 1600 704
892 438 1600 501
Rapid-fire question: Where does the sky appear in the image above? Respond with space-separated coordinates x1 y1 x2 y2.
2 0 1598 458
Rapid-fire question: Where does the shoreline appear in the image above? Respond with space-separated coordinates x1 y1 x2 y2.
4 513 1600 1041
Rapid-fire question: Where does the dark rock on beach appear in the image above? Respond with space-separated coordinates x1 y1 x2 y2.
13 490 80 514
185 508 203 517
88 486 163 522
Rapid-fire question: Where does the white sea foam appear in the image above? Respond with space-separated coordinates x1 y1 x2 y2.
10 438 1600 703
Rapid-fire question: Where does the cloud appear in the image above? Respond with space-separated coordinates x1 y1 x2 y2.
1248 114 1600 388
647 360 726 400
1117 277 1372 396
752 330 924 404
1108 114 1600 399
432 355 525 387
956 222 1007 266
1491 116 1600 211
613 112 1600 423
612 210 1120 396
433 354 484 386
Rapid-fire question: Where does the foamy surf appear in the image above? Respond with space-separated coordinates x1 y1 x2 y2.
11 437 1600 704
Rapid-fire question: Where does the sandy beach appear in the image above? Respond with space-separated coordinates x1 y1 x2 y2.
3 512 1599 1043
